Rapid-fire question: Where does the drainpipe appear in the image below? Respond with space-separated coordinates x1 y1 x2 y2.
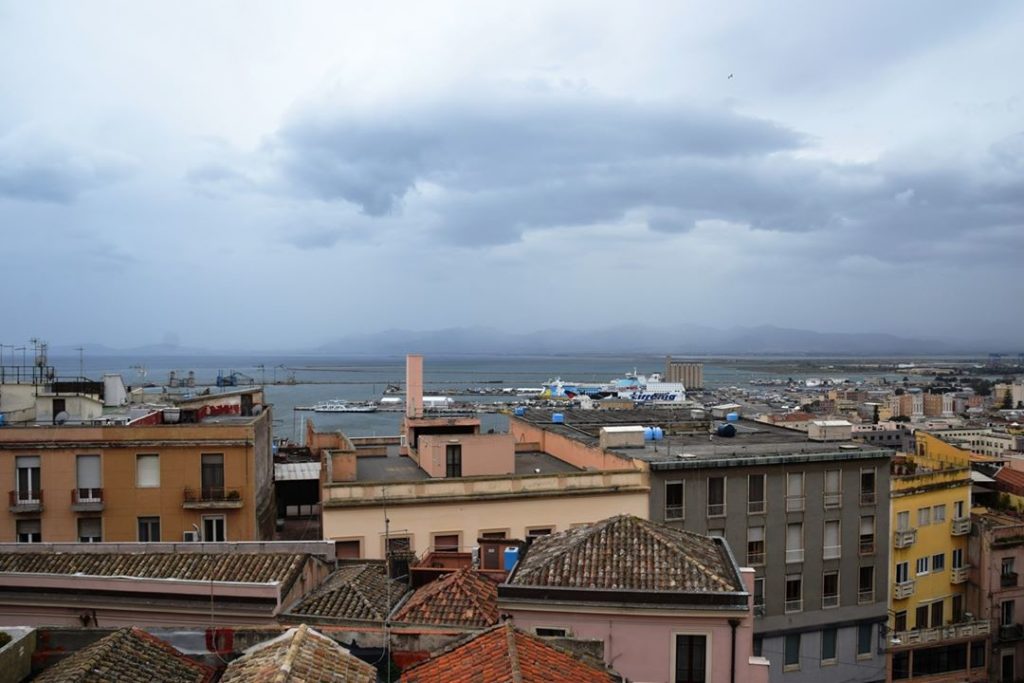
729 619 740 683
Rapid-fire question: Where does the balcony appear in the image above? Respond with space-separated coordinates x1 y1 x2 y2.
8 489 43 513
71 488 104 512
890 620 990 650
999 623 1024 643
950 566 970 585
893 528 918 549
784 598 802 613
785 495 805 512
893 580 916 600
1002 571 1019 588
182 487 243 509
858 588 875 604
747 551 765 566
951 516 971 536
747 500 765 515
753 598 765 617
860 491 876 506
822 594 839 609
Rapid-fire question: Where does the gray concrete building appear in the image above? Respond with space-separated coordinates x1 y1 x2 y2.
511 409 892 683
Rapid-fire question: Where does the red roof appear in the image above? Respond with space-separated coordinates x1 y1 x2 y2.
399 623 617 683
996 468 1024 496
393 569 498 628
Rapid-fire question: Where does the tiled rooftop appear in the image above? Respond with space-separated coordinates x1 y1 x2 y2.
393 569 499 628
0 552 310 586
288 563 410 622
34 627 213 683
399 622 617 683
221 624 375 683
996 468 1024 495
509 515 742 593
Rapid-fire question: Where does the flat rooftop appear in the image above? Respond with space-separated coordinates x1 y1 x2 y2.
515 409 890 470
354 445 581 483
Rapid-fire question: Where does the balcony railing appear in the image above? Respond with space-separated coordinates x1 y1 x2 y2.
786 495 805 512
951 516 971 536
747 500 765 515
893 580 916 600
999 623 1024 643
950 566 969 584
823 544 841 560
753 598 765 616
890 620 990 650
747 551 765 566
784 598 802 613
8 489 43 512
859 536 875 555
182 487 243 508
1002 571 1019 588
665 505 684 520
860 491 876 506
70 488 104 512
824 492 842 509
707 503 725 517
822 594 839 609
786 548 804 564
858 588 874 604
894 528 918 549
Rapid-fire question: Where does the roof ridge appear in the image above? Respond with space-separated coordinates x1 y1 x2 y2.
274 624 306 683
352 566 388 620
505 623 523 683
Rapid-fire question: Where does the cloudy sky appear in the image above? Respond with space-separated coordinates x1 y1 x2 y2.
1 1 1022 350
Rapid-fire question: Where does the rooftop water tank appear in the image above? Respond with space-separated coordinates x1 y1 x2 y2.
643 427 654 441
0 414 5 427
652 426 664 440
514 406 526 416
552 413 564 424
726 412 739 422
503 546 520 571
716 423 737 438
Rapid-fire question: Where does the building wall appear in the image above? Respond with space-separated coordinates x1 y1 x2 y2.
0 412 271 542
321 488 649 559
417 433 514 478
968 517 1024 682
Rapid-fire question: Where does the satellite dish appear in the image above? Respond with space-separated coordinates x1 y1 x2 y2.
54 411 70 425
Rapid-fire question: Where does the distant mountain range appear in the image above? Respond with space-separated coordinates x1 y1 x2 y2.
45 324 1013 358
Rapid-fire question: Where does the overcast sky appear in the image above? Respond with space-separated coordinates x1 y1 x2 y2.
1 1 1022 350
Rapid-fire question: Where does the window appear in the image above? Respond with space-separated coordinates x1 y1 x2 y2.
673 634 707 683
136 454 159 487
952 594 964 622
78 517 101 542
971 640 986 669
335 539 361 559
526 527 553 538
932 553 945 572
747 526 765 565
432 533 459 551
896 561 909 584
1002 601 1015 627
933 504 946 522
821 628 837 664
894 611 907 632
860 515 875 554
753 636 763 657
896 510 910 531
535 627 569 638
1002 653 1014 683
860 468 876 505
748 474 765 514
954 500 965 519
930 600 944 627
203 515 226 542
917 507 931 527
76 455 101 501
138 516 160 542
665 481 684 520
916 557 930 576
857 624 872 657
785 574 802 613
707 477 725 516
823 570 839 608
952 548 964 569
16 519 41 543
480 530 508 539
824 469 841 508
859 565 874 603
754 577 765 612
201 453 225 497
786 472 805 511
15 456 41 502
784 633 801 670
823 520 841 559
386 536 412 554
1003 557 1016 576
445 444 462 478
915 605 929 629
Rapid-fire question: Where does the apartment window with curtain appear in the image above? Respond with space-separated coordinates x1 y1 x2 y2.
747 526 765 565
76 454 101 502
786 523 804 563
665 481 684 520
917 507 931 527
896 510 910 530
747 474 765 514
823 520 841 559
824 469 842 509
786 472 805 512
15 455 41 502
707 477 726 517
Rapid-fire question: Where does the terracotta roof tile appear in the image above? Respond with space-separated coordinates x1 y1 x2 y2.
221 624 375 683
288 563 409 622
997 467 1024 495
509 514 741 593
0 552 311 586
34 627 214 683
393 569 498 628
399 623 618 683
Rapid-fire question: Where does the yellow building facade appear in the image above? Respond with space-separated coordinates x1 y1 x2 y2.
888 438 986 681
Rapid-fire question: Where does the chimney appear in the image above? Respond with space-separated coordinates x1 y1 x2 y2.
406 354 424 418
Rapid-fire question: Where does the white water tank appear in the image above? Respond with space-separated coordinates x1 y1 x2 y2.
103 374 128 407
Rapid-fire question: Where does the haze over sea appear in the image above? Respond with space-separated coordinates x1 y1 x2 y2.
44 353 906 442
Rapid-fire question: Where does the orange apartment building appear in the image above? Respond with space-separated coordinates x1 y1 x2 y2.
0 389 274 543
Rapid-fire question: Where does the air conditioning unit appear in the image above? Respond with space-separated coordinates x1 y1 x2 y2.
183 530 200 542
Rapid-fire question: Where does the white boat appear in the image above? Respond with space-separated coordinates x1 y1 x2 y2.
311 400 378 413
